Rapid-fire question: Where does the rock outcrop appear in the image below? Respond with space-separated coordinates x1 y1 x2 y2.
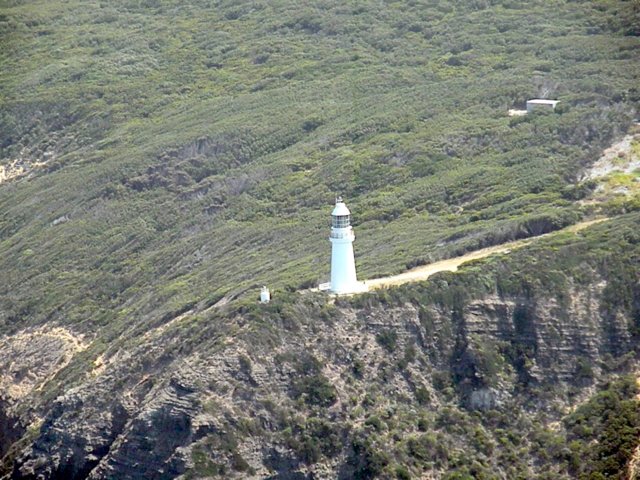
1 262 638 479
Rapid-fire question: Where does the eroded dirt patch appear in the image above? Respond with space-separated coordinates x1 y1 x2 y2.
582 133 640 181
0 327 87 401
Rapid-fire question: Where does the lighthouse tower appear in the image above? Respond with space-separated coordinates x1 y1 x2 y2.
330 197 367 294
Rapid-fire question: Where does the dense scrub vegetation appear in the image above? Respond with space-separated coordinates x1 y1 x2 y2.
565 375 640 479
1 0 638 340
1 0 639 478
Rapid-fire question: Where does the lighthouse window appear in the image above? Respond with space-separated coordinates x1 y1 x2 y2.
333 215 350 228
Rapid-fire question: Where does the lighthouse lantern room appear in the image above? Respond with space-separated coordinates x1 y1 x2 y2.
329 197 367 294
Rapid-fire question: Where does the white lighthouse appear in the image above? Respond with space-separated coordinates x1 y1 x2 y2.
329 197 367 294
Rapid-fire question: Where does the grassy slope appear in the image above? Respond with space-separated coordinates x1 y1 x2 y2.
0 0 638 340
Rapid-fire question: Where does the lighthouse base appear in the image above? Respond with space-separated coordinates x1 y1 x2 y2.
330 281 368 295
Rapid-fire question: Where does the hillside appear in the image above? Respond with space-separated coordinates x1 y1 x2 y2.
2 213 640 479
1 0 639 478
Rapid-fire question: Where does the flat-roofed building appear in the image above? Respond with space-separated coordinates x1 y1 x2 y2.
526 99 560 113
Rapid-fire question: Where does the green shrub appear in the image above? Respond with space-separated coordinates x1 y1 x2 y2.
376 329 398 353
395 465 411 480
291 374 337 407
415 386 430 405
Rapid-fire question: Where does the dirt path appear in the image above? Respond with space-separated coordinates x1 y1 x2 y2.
363 218 608 290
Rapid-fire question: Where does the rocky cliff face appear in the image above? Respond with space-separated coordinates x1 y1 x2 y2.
1 246 637 479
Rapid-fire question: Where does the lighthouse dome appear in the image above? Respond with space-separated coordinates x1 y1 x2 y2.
331 197 351 229
332 201 351 216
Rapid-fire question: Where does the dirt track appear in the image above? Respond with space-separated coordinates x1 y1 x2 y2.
363 218 608 290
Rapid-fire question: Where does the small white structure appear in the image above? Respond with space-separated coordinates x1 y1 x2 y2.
260 286 270 303
526 99 559 113
507 108 528 117
329 197 367 294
